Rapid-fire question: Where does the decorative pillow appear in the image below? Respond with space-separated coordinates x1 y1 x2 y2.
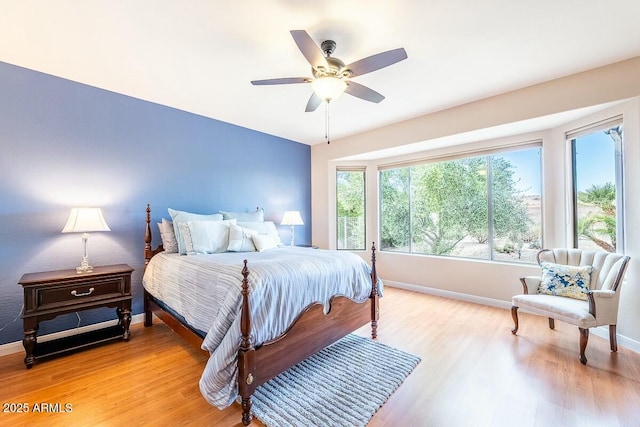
177 222 196 255
157 218 178 253
220 208 264 222
227 223 258 252
538 262 593 301
185 219 236 254
168 208 223 255
237 221 282 246
252 233 280 252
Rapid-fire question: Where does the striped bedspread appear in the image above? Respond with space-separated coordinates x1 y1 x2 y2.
142 246 382 408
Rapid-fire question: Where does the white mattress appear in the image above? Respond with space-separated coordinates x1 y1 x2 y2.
142 246 381 408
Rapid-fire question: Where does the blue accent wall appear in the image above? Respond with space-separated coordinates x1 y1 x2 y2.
0 61 311 345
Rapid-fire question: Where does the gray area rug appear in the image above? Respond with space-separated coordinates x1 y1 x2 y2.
252 334 421 427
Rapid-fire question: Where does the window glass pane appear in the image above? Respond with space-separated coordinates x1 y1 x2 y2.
491 148 542 263
411 158 489 259
336 170 365 250
380 168 410 252
573 125 622 252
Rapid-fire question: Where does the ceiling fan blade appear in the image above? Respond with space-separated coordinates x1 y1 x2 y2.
343 48 407 77
290 30 328 70
251 77 311 85
345 81 385 103
305 92 323 112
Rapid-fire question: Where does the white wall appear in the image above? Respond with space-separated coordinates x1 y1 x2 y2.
311 57 640 347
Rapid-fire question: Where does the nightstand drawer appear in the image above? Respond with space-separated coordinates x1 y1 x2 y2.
36 276 125 310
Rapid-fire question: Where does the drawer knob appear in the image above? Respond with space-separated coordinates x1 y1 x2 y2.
71 287 95 297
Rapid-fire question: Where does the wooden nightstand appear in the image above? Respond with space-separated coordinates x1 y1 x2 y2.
18 264 134 368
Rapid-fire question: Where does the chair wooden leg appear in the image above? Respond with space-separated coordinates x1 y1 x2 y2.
511 306 519 334
579 327 589 365
609 325 618 352
548 317 555 330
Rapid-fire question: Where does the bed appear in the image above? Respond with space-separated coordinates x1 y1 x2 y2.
142 205 381 425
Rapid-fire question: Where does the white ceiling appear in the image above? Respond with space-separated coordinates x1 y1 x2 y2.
2 1 640 147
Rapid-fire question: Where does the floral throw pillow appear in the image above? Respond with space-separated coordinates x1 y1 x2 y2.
537 262 592 301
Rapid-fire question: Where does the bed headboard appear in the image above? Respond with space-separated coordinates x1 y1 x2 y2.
144 204 165 264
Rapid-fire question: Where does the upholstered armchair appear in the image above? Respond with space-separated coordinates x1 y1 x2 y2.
511 248 630 364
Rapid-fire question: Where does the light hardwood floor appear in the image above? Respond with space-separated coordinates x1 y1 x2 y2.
1 286 639 427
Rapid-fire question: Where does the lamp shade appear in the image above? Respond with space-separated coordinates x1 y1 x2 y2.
312 77 347 102
62 208 111 233
280 211 304 226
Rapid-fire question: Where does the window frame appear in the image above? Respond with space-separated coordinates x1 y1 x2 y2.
335 167 367 251
568 116 625 252
378 141 543 263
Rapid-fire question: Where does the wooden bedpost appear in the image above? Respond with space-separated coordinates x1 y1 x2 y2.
144 204 165 263
370 242 380 339
238 260 255 426
144 205 153 327
144 204 153 264
144 290 153 327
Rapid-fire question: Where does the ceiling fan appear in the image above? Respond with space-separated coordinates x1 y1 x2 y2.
251 30 408 112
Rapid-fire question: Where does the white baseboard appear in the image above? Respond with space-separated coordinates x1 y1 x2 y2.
385 280 513 310
385 280 640 354
0 313 145 357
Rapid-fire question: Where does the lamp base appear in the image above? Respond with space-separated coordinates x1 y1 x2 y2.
76 255 93 274
76 265 93 274
290 225 295 247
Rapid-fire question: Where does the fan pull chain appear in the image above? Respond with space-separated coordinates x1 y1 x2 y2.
325 101 331 144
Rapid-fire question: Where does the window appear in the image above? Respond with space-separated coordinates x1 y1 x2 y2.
336 169 366 250
379 145 542 263
569 118 624 252
379 167 410 251
491 149 542 262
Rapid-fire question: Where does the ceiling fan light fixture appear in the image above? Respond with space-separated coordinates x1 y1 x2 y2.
312 77 347 102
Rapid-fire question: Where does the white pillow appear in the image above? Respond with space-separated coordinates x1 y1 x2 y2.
237 221 282 246
168 208 223 255
227 223 258 252
220 208 264 222
157 218 178 253
252 234 280 252
187 219 236 254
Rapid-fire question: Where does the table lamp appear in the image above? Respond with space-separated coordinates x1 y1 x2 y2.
280 211 304 246
62 207 111 273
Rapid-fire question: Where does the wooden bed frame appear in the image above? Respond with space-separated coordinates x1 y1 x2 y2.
142 204 380 425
